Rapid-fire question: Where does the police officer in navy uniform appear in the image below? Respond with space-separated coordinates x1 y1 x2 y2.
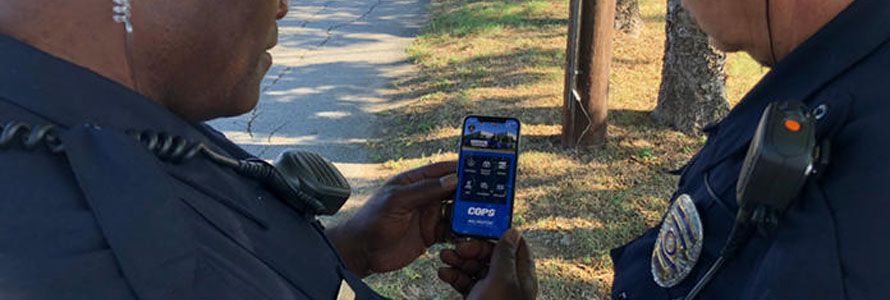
0 0 537 299
611 0 890 299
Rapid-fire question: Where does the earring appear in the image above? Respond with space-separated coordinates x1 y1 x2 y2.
112 0 133 33
112 0 140 91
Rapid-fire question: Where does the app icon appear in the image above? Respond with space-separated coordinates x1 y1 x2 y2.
464 180 473 190
498 161 508 170
480 182 489 190
496 184 505 191
467 157 476 167
482 161 491 169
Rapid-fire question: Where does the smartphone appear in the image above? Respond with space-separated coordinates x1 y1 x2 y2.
451 116 520 239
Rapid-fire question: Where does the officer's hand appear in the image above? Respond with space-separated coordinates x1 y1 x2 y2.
438 229 538 300
327 161 457 277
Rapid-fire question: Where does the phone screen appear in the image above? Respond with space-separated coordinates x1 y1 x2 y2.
451 116 520 239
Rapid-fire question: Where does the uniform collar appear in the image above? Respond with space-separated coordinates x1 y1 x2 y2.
0 34 210 144
701 0 890 168
0 34 256 159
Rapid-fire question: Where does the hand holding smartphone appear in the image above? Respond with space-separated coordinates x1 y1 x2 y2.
450 116 520 239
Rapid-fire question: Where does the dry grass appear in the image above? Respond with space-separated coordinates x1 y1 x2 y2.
363 0 767 298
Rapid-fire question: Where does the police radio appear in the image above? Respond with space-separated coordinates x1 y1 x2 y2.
684 101 819 300
735 101 816 230
0 122 352 216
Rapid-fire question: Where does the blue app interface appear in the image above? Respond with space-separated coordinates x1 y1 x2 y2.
453 117 519 238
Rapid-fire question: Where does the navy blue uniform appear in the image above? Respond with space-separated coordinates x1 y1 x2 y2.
0 34 386 299
611 0 890 299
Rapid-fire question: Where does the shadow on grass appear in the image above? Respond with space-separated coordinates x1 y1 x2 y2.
425 0 568 37
395 46 565 100
643 14 667 24
371 108 668 160
613 56 652 67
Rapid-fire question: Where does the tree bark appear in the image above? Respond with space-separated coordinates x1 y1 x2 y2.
615 0 642 36
652 0 729 135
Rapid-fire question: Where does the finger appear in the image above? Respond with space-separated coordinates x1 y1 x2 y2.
440 249 465 267
437 267 466 294
455 239 494 260
438 202 455 243
390 174 458 209
434 216 449 244
421 204 442 246
458 259 484 275
441 249 484 275
438 267 475 295
487 228 521 282
387 161 458 185
516 236 539 298
437 266 459 284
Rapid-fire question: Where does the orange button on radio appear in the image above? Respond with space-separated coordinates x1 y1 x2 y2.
784 119 801 132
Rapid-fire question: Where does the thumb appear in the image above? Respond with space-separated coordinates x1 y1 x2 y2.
392 173 458 209
487 228 521 282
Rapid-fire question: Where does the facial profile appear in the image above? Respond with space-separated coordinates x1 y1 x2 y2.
128 0 289 121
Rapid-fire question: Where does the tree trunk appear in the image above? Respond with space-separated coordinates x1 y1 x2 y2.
615 0 642 36
652 0 729 135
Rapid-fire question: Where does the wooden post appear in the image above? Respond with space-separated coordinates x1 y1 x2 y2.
562 0 616 147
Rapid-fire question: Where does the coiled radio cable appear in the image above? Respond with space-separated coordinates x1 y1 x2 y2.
126 129 327 214
1 122 346 215
0 122 65 153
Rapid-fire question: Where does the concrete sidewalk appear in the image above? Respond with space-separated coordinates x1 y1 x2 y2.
209 0 428 218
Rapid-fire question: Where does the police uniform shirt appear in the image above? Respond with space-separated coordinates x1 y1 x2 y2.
0 34 386 300
610 0 890 299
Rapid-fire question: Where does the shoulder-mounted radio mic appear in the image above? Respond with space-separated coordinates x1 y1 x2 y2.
684 101 820 300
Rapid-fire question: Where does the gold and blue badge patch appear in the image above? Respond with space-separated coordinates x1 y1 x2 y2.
651 194 703 288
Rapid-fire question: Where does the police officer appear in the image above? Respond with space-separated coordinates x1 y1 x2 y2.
0 0 537 299
611 0 890 299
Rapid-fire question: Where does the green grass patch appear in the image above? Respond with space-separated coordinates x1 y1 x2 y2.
427 0 556 37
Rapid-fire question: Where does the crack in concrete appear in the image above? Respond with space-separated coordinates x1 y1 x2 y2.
246 104 262 138
256 144 269 158
259 0 335 94
266 122 289 143
322 0 383 34
262 0 384 92
298 0 335 28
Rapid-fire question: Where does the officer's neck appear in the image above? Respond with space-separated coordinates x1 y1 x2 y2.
762 0 854 65
0 0 137 93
